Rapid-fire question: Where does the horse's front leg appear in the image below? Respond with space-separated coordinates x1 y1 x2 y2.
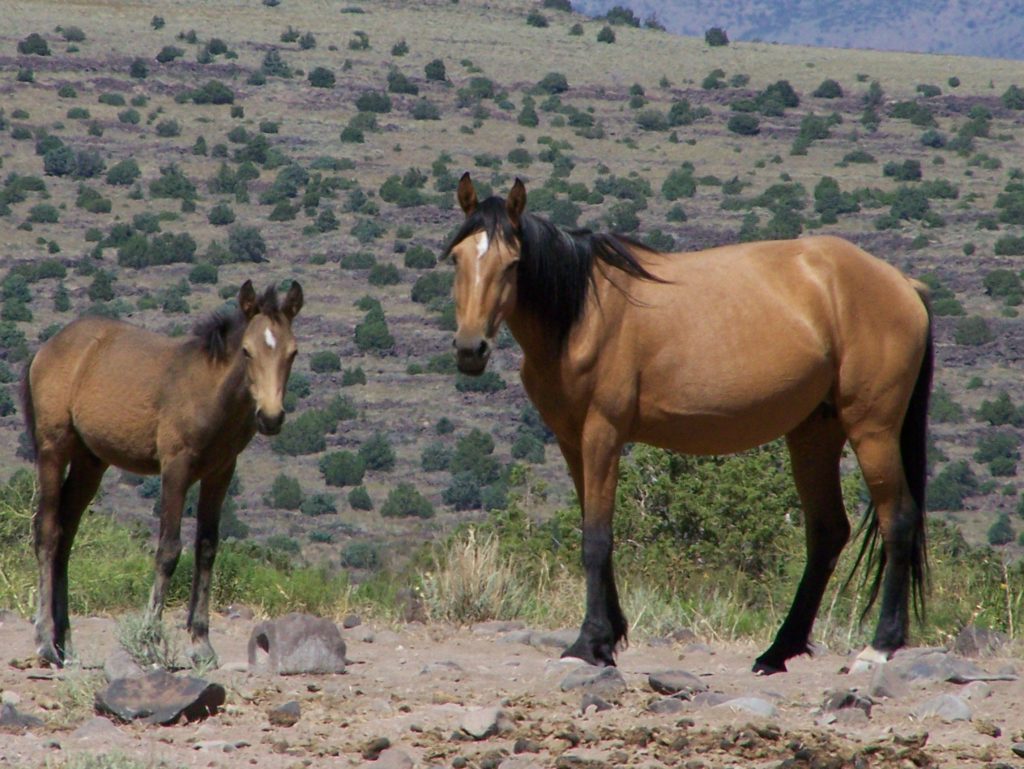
146 459 190 626
186 461 234 668
562 419 626 667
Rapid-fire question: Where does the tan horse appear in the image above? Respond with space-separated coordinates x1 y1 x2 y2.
23 280 303 666
448 174 933 674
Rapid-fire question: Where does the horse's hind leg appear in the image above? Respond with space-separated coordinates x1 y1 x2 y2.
848 433 919 670
754 410 849 675
52 445 107 659
186 460 235 668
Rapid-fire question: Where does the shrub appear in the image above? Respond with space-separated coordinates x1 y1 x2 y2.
537 72 569 94
227 225 267 262
342 366 366 386
369 263 400 286
977 391 1023 427
661 166 696 200
994 236 1024 256
597 25 615 43
308 67 335 88
188 263 218 285
425 58 446 82
813 79 843 98
348 486 373 510
156 45 184 63
511 433 545 463
301 493 336 517
320 451 366 487
421 442 452 472
310 350 342 373
883 159 922 181
411 271 453 303
341 251 376 269
1001 85 1024 110
444 472 481 510
727 114 760 136
356 90 392 113
271 410 328 455
28 204 59 223
341 541 380 569
954 316 994 346
360 432 396 472
18 33 51 56
387 69 418 95
984 269 1023 301
268 474 303 509
411 99 441 120
261 49 292 78
354 308 394 352
988 514 1014 546
975 431 1020 465
207 203 235 226
190 80 235 104
380 483 434 518
403 245 435 269
526 10 548 27
704 27 728 46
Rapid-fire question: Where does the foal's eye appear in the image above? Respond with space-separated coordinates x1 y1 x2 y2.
243 347 253 359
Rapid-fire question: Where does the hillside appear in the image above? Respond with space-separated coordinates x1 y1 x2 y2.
1 0 1023 582
574 0 1024 60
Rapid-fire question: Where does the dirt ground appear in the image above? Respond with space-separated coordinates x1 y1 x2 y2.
1 609 1022 768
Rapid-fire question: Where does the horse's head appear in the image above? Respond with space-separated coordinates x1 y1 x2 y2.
448 173 525 375
238 280 303 435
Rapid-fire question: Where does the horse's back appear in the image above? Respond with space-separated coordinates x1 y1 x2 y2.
30 317 179 469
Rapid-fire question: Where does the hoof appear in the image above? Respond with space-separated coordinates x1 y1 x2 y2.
36 643 64 668
188 642 219 671
849 645 890 674
752 658 786 676
561 640 615 668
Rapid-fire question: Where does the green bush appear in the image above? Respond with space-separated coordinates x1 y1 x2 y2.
354 308 394 352
954 316 994 346
341 541 380 569
320 451 366 487
267 474 303 510
1001 85 1024 110
368 264 401 286
359 432 396 471
411 99 441 120
705 27 728 46
342 366 366 386
271 410 328 455
444 472 482 511
977 391 1023 427
18 33 51 56
207 203 235 225
988 514 1014 546
597 25 615 43
308 67 335 88
727 114 760 136
301 493 337 517
356 90 392 113
310 350 342 373
381 483 434 518
348 486 373 510
456 371 506 393
813 79 843 98
412 271 453 303
424 58 446 82
106 159 140 186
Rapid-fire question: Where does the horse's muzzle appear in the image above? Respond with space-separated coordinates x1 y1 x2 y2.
256 410 284 435
455 339 490 376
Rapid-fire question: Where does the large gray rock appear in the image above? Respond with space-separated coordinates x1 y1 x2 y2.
952 625 1008 658
360 748 414 769
913 694 972 722
890 649 1016 684
559 666 627 697
103 648 145 682
95 669 226 725
70 717 126 742
869 662 909 699
248 613 348 675
713 697 778 718
0 703 43 731
648 670 707 699
460 706 513 740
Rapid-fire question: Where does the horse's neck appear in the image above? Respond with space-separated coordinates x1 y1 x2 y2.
187 345 253 427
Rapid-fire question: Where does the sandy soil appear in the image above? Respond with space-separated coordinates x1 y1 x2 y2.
0 610 1022 768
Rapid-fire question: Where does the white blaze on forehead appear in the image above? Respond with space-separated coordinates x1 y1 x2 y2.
264 328 277 349
476 231 489 260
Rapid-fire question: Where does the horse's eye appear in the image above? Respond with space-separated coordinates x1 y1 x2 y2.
243 347 253 359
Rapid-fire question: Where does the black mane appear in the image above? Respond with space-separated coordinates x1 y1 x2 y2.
446 196 664 347
191 285 281 361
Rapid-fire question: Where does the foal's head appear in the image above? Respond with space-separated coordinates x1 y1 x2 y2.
447 173 526 375
237 280 303 435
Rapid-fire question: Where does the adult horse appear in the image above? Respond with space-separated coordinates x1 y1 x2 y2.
447 174 932 674
23 280 303 667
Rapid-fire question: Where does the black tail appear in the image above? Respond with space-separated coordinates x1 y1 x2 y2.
21 357 37 461
846 310 933 621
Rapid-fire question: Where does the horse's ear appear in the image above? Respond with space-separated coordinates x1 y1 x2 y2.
238 280 258 319
507 178 527 227
282 280 304 320
457 172 478 216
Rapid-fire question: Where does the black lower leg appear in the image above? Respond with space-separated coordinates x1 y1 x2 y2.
563 525 625 666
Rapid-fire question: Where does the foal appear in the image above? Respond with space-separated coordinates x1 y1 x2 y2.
24 280 303 666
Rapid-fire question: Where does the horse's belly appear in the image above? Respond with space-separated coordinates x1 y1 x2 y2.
72 397 160 470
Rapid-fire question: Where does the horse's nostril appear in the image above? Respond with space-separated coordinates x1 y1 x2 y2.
452 338 457 348
477 340 488 357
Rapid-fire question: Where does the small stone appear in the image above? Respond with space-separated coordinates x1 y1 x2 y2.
194 740 234 752
952 625 1008 658
498 630 535 646
869 662 909 699
460 706 512 740
1012 743 1024 758
224 604 254 620
893 731 928 748
975 720 1001 737
554 748 612 768
498 757 545 769
513 737 541 754
420 660 464 675
822 689 873 717
580 693 612 714
103 648 145 682
70 716 124 742
472 620 526 635
648 670 707 699
647 697 686 715
691 692 731 707
714 697 778 718
0 703 43 731
366 748 414 769
833 709 870 727
559 666 627 698
962 681 991 701
532 629 578 650
361 737 391 760
1 691 20 706
342 614 362 629
268 701 301 727
913 694 972 722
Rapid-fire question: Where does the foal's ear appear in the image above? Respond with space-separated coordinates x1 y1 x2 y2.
238 280 259 319
507 178 527 227
457 172 478 216
282 280 304 320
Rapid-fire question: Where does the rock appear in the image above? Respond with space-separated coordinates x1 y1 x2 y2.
513 737 542 754
832 708 870 727
194 740 235 752
691 692 731 707
580 693 612 714
361 737 391 760
668 628 698 644
70 717 125 742
342 614 362 629
397 587 426 623
498 630 536 646
1012 743 1024 758
103 648 145 682
869 663 909 699
0 703 43 731
224 604 254 620
460 706 513 740
889 649 1016 684
952 625 1008 658
648 697 686 715
248 613 348 675
499 757 545 769
472 620 526 635
913 694 972 722
554 748 613 768
421 660 464 675
648 670 707 699
268 700 301 727
532 629 578 651
1 691 20 706
974 719 1001 738
94 670 225 725
822 689 873 717
962 681 992 701
559 666 627 697
364 748 414 769
714 697 778 718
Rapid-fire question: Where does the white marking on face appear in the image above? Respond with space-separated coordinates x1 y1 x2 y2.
476 231 489 260
264 328 277 349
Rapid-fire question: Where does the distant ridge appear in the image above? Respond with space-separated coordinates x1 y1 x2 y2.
572 0 1024 60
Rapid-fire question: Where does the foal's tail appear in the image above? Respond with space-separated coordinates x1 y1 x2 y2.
20 356 38 461
849 285 933 620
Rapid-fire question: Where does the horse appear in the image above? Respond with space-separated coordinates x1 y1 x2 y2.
447 173 933 674
23 280 303 667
